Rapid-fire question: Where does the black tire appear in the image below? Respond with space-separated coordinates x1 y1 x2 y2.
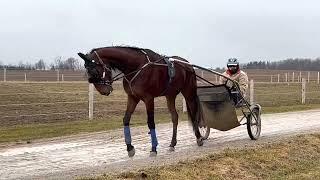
247 108 261 140
199 126 210 140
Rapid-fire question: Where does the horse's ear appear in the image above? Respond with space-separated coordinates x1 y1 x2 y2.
78 52 90 62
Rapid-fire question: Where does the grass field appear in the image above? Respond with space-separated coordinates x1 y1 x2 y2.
254 82 320 106
0 82 182 126
83 133 320 180
0 81 320 144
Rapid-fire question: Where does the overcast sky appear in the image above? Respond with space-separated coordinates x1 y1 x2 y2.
0 0 319 68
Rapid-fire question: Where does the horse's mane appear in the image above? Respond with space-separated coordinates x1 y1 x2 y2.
90 45 165 62
90 45 146 54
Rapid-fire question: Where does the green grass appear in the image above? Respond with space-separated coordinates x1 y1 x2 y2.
83 133 320 180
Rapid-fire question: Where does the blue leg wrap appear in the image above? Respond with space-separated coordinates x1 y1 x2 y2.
149 129 158 148
124 126 132 145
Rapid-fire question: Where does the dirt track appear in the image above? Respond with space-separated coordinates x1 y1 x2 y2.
1 109 320 180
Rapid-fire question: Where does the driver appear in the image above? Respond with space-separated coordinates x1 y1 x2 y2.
220 58 249 99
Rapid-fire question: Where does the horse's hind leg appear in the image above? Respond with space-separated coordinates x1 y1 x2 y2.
123 95 139 157
166 95 178 151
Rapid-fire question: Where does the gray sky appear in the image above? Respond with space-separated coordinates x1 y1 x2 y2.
0 0 320 68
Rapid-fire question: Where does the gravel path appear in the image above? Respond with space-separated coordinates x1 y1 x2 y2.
1 109 320 180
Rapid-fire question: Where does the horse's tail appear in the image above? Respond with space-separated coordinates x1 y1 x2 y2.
184 94 203 133
195 95 202 126
183 77 202 133
179 58 203 134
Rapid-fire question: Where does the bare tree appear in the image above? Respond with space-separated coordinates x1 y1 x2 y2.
64 57 81 70
50 56 82 70
34 59 46 70
54 56 63 69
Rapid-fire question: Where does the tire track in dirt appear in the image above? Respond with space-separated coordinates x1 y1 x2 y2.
1 109 320 180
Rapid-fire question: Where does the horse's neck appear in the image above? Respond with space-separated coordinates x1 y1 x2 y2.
101 48 145 74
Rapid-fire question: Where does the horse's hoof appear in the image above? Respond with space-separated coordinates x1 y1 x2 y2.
197 138 204 146
128 147 135 157
149 151 157 157
168 146 175 152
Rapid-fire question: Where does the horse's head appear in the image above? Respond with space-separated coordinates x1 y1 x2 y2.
78 52 113 96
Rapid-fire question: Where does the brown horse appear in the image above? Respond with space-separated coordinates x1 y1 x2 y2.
78 46 203 157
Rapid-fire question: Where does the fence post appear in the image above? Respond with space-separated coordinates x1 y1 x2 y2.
89 83 94 120
201 70 204 78
307 72 310 83
57 70 60 82
24 73 27 83
270 75 273 83
250 79 254 104
182 98 187 113
3 68 7 82
285 73 288 82
61 74 64 82
215 75 218 83
301 78 306 104
278 74 280 83
292 72 295 82
318 72 319 84
299 71 302 82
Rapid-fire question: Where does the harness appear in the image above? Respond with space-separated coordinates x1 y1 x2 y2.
93 49 175 96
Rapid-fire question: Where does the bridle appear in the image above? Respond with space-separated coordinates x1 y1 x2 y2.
86 51 113 87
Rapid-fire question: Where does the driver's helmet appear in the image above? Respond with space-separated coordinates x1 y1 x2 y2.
227 58 239 74
227 58 239 67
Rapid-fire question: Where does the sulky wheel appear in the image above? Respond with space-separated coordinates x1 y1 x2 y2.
247 107 261 140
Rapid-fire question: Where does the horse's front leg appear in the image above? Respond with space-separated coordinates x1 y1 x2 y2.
123 95 139 157
144 98 158 156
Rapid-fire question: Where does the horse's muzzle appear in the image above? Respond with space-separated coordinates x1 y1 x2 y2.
101 91 111 96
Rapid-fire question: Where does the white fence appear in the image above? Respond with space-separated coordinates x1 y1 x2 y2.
0 68 86 82
2 68 320 83
249 78 308 105
0 82 171 126
87 79 320 118
197 69 320 84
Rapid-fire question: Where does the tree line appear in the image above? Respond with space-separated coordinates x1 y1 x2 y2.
243 58 320 71
0 57 83 70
